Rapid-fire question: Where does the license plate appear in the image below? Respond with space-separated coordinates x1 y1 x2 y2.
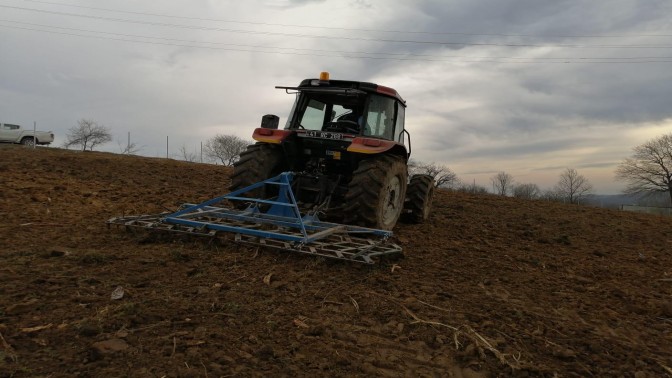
305 130 343 140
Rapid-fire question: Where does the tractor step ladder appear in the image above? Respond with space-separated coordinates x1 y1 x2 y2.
107 172 402 264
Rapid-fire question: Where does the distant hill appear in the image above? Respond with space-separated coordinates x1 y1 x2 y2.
585 192 671 209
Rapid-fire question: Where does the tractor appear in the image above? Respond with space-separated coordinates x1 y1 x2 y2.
230 72 434 230
107 72 430 263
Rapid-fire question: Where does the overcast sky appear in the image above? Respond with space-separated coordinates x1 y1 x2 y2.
2 0 671 194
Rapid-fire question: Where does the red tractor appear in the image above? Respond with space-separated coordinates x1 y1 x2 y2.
231 72 434 230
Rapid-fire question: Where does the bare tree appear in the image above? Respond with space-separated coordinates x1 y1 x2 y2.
203 134 250 166
513 183 541 199
491 171 515 196
410 161 458 188
117 138 141 155
116 132 142 155
555 168 593 204
456 180 489 195
615 133 672 205
118 141 141 155
407 159 422 175
178 144 198 162
539 188 563 202
63 119 112 151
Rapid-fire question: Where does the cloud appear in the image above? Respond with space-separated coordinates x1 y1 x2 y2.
1 0 671 193
261 0 327 9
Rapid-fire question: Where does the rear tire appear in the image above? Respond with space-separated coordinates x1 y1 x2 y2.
21 137 35 147
230 144 286 201
403 174 435 223
344 155 408 231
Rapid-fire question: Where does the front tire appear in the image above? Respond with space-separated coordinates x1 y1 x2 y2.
344 155 408 231
403 174 435 223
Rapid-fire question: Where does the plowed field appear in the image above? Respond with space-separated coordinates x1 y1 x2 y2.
1 145 671 377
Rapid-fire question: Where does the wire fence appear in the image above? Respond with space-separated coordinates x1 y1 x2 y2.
621 205 672 217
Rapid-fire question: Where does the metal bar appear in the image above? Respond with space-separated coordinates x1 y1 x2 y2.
167 206 391 239
173 206 325 232
280 173 308 238
224 196 295 206
168 173 291 217
305 225 346 242
164 216 306 242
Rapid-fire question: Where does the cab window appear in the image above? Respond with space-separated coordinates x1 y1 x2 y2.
290 96 362 132
394 104 405 144
300 99 327 130
364 94 396 140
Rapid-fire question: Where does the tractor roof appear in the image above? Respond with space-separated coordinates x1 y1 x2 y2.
277 77 406 105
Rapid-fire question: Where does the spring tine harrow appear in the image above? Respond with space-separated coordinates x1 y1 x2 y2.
107 172 401 264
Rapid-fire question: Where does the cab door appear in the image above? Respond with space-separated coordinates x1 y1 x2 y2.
0 124 16 142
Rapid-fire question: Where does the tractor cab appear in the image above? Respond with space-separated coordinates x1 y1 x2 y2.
280 72 407 142
269 72 410 158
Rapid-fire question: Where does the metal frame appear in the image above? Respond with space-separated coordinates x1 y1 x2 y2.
107 172 402 264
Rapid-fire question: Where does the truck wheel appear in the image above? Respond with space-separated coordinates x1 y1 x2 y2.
230 143 286 201
21 137 35 147
402 174 435 223
344 155 408 231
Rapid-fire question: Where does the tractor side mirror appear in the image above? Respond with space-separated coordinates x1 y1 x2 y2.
261 114 279 129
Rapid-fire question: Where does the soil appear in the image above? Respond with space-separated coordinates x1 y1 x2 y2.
1 145 672 377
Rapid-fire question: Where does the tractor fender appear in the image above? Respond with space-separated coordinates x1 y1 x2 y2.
347 137 408 158
252 128 293 144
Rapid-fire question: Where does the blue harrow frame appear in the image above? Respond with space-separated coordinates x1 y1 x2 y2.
107 172 402 264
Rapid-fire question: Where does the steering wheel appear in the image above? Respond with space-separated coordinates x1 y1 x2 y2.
324 120 359 134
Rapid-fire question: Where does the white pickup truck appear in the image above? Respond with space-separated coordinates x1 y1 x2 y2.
0 123 54 146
